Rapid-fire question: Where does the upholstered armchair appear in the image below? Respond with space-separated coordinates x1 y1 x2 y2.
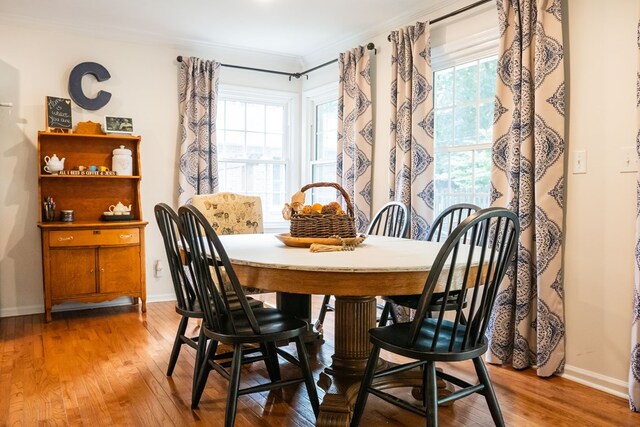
191 192 266 294
192 192 264 235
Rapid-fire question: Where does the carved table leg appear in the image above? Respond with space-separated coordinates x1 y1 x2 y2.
316 295 376 426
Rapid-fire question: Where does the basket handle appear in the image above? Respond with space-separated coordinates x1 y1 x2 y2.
300 182 354 217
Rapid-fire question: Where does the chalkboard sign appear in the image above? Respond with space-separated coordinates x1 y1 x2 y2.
46 96 72 130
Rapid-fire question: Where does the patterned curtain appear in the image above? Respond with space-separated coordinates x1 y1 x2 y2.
630 18 640 412
486 0 566 377
388 22 434 240
337 46 373 233
178 57 221 205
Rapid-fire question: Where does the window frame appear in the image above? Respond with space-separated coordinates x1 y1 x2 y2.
431 31 499 214
302 83 339 203
216 84 299 231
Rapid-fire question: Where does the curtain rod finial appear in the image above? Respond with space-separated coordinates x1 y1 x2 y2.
366 42 375 50
176 56 183 63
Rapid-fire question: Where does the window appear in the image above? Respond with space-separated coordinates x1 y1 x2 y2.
305 85 338 203
433 55 497 213
216 86 296 227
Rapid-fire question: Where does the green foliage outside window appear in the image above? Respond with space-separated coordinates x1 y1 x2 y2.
434 56 497 212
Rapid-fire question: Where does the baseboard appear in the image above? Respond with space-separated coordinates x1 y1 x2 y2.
0 294 177 318
562 364 629 399
0 304 44 318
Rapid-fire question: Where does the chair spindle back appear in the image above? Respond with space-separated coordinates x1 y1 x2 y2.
367 201 408 238
154 203 199 313
409 208 519 352
428 203 481 243
178 204 261 336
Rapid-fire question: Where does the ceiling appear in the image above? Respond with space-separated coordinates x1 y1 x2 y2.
0 0 458 62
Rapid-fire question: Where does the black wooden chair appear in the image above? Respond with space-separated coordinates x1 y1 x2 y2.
154 203 263 385
378 203 480 326
155 203 207 382
350 207 519 427
178 204 319 426
315 201 409 333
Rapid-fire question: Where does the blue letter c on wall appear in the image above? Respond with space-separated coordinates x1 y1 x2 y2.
68 62 112 110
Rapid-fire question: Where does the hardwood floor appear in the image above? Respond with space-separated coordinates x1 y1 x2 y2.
1 297 637 426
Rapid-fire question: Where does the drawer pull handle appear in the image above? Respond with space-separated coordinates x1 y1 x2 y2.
57 236 74 242
120 234 134 239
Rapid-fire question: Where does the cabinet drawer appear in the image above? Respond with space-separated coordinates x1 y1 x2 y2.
49 228 140 247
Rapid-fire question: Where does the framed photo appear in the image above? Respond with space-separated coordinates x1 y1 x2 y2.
104 116 134 134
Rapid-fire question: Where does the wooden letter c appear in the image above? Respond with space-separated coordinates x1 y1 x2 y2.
68 62 112 111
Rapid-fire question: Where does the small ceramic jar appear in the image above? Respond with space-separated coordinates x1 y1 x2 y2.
112 145 132 176
60 210 74 222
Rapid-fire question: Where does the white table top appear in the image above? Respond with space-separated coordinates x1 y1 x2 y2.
218 233 445 273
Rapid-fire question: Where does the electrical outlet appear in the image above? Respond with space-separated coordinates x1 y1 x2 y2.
573 150 587 174
619 146 638 173
154 260 164 278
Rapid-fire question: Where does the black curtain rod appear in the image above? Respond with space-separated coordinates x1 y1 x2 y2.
176 42 376 81
387 0 493 41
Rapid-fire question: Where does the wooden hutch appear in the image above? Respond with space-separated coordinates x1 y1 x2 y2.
37 130 147 322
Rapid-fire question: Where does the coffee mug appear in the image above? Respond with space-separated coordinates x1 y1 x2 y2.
99 166 110 172
89 165 98 171
78 165 87 171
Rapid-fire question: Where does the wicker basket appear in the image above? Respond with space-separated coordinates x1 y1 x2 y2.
289 182 357 238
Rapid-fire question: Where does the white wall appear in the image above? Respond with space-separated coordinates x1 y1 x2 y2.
1 0 638 399
562 0 638 396
0 22 301 316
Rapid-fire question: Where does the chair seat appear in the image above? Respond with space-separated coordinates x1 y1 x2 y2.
177 294 262 317
204 307 308 344
383 291 466 311
370 319 487 362
382 294 419 308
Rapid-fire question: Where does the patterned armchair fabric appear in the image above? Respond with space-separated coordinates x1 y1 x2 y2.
192 192 263 235
191 192 266 295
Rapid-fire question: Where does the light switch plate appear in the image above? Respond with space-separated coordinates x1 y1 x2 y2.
619 146 638 173
573 150 587 174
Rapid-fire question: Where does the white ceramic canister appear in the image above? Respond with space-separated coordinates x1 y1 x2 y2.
112 145 133 176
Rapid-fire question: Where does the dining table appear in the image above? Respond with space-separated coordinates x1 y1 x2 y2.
218 232 470 426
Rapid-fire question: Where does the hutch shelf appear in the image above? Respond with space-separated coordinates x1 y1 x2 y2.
37 131 147 322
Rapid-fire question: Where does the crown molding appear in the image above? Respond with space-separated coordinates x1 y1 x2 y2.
301 0 478 67
0 14 305 69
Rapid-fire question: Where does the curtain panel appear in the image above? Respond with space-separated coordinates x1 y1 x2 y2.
178 57 221 205
388 21 434 241
486 0 566 377
337 46 373 233
630 18 640 412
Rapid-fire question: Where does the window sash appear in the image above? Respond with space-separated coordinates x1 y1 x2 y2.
432 54 497 214
216 85 296 229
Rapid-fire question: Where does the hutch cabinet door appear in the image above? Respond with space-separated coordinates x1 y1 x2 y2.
98 246 141 294
49 248 97 298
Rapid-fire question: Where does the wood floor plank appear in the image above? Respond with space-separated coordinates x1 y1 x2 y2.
0 300 637 426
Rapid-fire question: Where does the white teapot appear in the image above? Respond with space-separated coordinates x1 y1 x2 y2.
43 154 65 174
108 201 132 215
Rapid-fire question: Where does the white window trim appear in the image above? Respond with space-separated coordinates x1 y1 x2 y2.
431 27 500 213
432 29 499 72
217 84 298 232
302 83 338 187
